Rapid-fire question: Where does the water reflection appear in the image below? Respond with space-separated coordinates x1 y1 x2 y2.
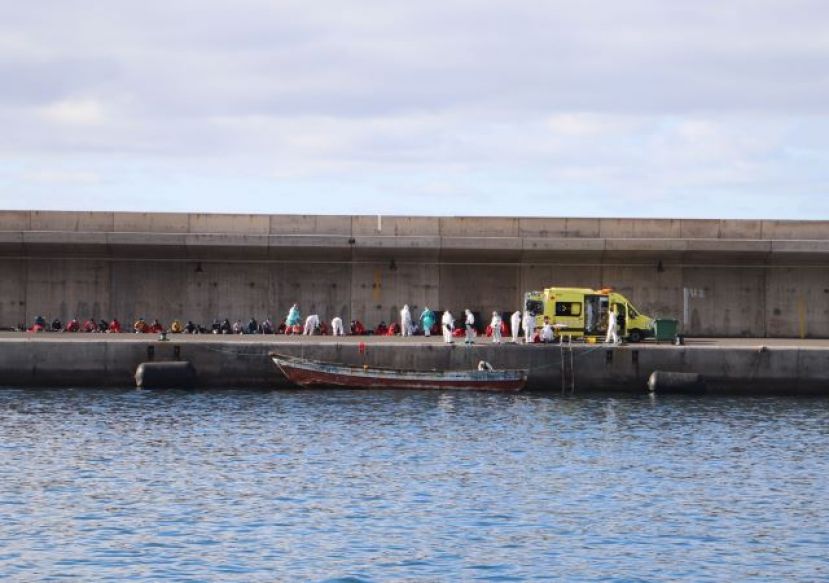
0 389 827 581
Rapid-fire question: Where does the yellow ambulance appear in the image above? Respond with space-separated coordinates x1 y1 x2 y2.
523 287 653 342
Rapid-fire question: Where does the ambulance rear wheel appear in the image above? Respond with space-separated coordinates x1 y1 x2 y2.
628 329 643 343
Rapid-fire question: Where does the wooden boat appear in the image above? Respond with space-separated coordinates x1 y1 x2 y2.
270 353 527 391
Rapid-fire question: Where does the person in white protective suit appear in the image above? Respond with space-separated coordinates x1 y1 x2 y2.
541 319 554 343
400 304 413 337
303 314 320 336
522 310 535 343
464 309 475 344
331 316 345 336
441 310 455 344
605 306 620 344
490 311 502 344
510 310 521 343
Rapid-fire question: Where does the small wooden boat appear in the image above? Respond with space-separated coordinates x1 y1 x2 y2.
270 353 527 391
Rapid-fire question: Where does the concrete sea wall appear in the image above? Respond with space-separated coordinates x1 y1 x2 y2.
1 211 828 338
1 337 827 395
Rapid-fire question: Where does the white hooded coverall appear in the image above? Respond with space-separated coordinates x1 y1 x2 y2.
490 312 502 344
510 311 521 343
441 311 454 343
303 314 320 335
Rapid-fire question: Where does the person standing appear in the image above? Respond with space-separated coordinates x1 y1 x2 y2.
286 304 301 328
605 306 620 344
331 316 345 336
400 304 413 337
464 309 475 345
441 310 455 344
420 307 436 337
490 311 502 344
541 317 554 343
510 310 521 343
522 310 535 343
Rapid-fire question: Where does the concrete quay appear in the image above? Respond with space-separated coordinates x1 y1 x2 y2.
1 334 827 395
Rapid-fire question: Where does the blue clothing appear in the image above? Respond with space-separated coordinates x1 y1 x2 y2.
286 307 301 326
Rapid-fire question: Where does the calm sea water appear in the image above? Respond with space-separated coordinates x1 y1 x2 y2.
0 389 827 582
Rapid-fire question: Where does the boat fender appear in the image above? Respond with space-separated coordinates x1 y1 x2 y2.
647 371 705 394
135 361 196 389
477 360 494 372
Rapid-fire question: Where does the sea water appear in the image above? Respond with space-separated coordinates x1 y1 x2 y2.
0 389 827 581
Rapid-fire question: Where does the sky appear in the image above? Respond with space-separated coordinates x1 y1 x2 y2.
1 0 828 219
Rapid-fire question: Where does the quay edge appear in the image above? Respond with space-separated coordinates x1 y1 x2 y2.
0 337 828 395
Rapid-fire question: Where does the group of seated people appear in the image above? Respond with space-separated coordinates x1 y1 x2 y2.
27 316 125 333
25 315 524 338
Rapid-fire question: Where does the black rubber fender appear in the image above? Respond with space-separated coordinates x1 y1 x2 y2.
647 371 706 394
135 361 196 389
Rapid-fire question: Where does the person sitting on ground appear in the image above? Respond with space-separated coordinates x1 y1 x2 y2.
386 322 400 336
170 319 183 333
261 319 274 334
108 319 122 333
50 318 62 332
374 321 388 336
81 319 97 333
149 319 164 334
350 320 366 335
184 320 196 334
232 320 243 334
221 319 232 334
246 318 258 335
133 317 148 333
34 315 47 329
65 318 80 333
98 319 108 333
211 319 221 334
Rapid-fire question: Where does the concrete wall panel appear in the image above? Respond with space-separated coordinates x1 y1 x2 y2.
0 259 26 328
26 259 111 323
30 211 114 232
439 264 520 316
720 220 762 239
352 216 439 237
0 211 31 231
439 217 518 237
680 267 766 336
762 220 829 240
765 268 829 338
269 215 352 236
189 213 270 235
518 218 568 238
270 262 352 326
564 218 601 238
350 262 438 327
114 212 191 233
679 220 720 239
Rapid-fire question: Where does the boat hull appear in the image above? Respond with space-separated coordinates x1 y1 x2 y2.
271 354 526 391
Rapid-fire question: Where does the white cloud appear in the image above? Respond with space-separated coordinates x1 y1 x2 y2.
39 98 107 125
0 1 827 218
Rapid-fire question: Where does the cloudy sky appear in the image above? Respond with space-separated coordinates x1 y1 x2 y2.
1 1 828 218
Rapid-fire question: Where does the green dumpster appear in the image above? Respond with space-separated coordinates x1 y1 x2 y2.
653 318 678 343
